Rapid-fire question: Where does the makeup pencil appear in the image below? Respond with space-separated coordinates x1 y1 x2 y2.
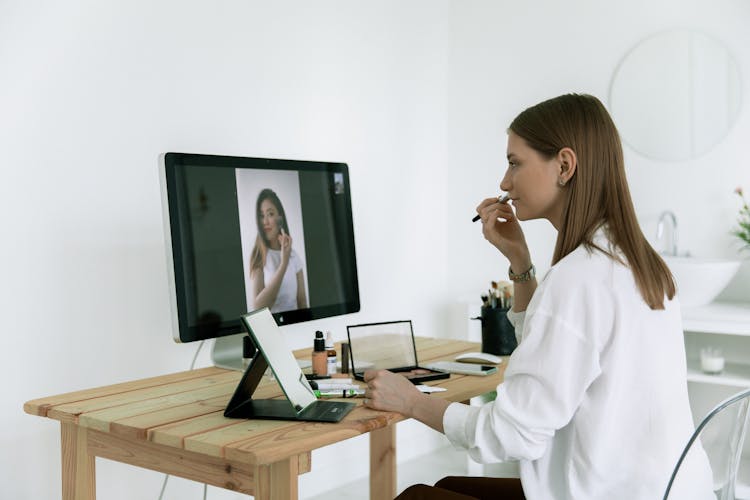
472 194 511 222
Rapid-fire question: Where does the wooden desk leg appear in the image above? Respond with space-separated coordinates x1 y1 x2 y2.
61 423 95 500
370 425 396 500
254 456 299 500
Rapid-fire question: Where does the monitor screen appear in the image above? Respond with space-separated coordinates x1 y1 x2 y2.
160 152 360 344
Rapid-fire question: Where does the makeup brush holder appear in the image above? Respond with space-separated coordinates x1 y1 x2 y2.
472 306 517 356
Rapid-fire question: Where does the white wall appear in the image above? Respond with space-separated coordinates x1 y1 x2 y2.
444 0 750 301
1 2 451 499
2 1 749 499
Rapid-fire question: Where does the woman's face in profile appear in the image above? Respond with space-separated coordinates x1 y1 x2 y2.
259 199 281 242
501 131 563 222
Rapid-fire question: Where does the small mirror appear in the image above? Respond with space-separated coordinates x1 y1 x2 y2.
609 30 741 161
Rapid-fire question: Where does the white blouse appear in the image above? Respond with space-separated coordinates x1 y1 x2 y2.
262 248 303 313
443 228 714 500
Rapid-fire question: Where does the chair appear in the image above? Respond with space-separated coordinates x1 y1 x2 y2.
664 387 750 500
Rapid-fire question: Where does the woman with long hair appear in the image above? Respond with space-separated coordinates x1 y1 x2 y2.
363 94 713 499
249 188 307 312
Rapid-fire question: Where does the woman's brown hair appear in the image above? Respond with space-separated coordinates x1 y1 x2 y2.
509 93 675 310
249 188 289 276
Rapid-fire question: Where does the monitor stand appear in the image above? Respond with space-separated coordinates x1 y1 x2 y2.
211 333 246 371
211 331 313 373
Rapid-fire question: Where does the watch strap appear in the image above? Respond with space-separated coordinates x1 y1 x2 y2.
508 264 535 283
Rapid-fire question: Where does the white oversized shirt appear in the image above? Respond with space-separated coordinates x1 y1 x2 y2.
443 228 714 500
262 248 303 313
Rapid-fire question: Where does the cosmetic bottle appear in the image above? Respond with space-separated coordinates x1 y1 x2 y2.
340 342 351 374
325 331 337 375
312 331 327 376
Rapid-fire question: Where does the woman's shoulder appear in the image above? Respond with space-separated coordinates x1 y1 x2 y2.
289 249 303 270
548 242 614 279
541 232 620 295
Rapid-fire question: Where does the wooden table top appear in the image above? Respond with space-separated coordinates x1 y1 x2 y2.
24 337 506 466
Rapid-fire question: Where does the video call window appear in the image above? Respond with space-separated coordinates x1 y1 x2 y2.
161 153 359 343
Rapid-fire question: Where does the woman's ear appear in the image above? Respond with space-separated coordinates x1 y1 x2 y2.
557 147 578 185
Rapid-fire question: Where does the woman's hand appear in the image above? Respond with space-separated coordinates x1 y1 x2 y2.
363 369 423 417
475 197 530 267
278 229 292 264
363 369 451 433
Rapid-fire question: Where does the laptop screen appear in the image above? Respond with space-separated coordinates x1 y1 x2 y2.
240 308 317 411
346 320 419 371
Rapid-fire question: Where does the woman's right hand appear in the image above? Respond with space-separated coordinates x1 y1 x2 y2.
278 229 292 264
476 197 530 266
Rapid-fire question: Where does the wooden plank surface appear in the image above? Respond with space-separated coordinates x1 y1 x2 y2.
110 394 230 441
222 407 394 464
77 381 239 433
47 371 242 423
26 338 502 468
24 367 226 417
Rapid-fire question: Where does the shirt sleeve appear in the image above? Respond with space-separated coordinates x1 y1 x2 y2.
290 251 303 274
443 308 602 463
506 309 525 344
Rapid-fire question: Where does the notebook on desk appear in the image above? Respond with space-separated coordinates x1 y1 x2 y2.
224 308 355 423
346 320 450 384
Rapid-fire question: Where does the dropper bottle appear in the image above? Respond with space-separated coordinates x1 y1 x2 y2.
325 331 337 375
312 331 327 376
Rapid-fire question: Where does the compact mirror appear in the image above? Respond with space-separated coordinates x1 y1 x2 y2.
609 30 741 161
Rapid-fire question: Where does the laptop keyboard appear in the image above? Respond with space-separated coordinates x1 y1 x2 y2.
299 401 355 422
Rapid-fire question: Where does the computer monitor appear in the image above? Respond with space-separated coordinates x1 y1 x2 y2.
159 152 360 369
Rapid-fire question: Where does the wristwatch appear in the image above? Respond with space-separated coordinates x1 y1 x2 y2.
508 264 535 283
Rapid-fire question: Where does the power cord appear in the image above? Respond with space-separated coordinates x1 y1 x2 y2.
190 340 205 371
158 340 207 500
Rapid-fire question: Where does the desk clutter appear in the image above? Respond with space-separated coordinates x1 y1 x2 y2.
305 320 453 384
308 329 352 378
303 318 507 384
25 335 501 500
346 320 450 384
482 280 514 309
473 279 518 356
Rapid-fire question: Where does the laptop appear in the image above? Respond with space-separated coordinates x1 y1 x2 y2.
224 308 355 423
346 320 450 384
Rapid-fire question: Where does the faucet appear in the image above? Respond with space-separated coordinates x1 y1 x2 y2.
656 211 678 256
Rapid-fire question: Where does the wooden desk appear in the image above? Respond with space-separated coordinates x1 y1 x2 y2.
24 338 506 500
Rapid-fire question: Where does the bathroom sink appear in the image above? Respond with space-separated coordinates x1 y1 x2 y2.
662 256 741 308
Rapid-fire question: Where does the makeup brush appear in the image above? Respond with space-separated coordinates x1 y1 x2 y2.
472 194 511 222
276 215 286 235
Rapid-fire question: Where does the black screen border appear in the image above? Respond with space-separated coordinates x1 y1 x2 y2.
161 152 360 343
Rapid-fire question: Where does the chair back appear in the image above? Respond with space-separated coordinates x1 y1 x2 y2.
664 388 750 500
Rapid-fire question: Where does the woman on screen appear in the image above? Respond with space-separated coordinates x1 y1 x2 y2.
249 189 308 313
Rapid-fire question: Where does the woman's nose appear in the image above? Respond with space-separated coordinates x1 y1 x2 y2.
499 171 511 192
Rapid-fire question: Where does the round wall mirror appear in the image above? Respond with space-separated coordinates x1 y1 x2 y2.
609 30 741 162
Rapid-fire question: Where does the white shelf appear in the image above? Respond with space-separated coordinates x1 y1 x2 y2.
682 301 750 336
682 302 750 500
687 359 750 388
